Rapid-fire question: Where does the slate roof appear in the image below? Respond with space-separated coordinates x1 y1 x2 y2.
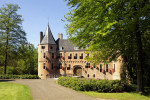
56 39 74 51
56 39 84 51
41 24 56 44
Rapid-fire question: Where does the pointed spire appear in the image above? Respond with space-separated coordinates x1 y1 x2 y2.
48 17 49 25
40 24 56 44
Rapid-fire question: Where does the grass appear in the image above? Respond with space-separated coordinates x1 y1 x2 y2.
0 82 32 100
80 91 150 100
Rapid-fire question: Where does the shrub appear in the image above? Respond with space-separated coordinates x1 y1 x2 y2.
0 74 39 79
58 76 132 93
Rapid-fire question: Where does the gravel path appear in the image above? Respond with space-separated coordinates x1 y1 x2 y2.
4 79 101 100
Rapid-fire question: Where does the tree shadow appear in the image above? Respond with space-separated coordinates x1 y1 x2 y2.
0 79 15 82
143 87 150 97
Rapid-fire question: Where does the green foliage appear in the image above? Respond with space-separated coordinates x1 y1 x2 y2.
0 74 39 79
0 4 26 46
58 77 132 93
0 43 38 75
16 43 38 75
81 91 150 100
64 0 150 91
0 67 4 74
0 4 27 74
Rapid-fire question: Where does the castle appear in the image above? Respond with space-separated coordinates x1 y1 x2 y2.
38 24 122 79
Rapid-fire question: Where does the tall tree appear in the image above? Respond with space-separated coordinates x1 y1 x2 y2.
65 0 150 92
17 43 38 75
0 4 26 74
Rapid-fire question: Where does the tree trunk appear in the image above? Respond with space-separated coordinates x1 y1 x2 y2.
136 26 144 92
4 49 7 74
4 28 9 74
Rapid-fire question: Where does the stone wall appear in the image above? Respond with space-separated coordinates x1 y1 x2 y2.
38 47 122 80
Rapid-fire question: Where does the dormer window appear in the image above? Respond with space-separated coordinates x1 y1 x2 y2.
74 47 78 50
50 46 53 49
59 46 64 50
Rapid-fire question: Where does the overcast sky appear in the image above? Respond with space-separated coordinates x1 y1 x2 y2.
0 0 70 47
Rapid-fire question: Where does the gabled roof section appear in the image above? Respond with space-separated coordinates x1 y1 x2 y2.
56 39 85 51
56 39 74 51
41 24 56 44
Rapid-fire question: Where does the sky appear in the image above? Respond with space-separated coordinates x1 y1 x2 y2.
0 0 70 47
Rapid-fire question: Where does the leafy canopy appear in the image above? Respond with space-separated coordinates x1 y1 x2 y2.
65 0 150 63
0 4 26 48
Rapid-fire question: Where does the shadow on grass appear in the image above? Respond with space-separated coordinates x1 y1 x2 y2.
131 84 150 97
144 87 150 97
0 79 15 82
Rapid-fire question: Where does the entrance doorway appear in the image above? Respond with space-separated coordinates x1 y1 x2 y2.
73 66 82 76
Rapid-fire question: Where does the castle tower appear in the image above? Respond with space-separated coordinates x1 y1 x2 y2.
38 24 57 79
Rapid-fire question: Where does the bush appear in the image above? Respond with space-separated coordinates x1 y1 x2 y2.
0 74 39 79
58 76 132 93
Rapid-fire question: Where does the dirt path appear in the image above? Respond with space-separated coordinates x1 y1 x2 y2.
5 79 102 100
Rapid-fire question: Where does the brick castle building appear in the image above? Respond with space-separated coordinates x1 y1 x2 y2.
38 24 122 79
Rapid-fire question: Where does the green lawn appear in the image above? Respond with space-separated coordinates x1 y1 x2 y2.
0 82 32 100
80 91 150 100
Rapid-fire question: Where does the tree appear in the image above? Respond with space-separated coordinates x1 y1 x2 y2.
65 0 150 92
0 4 26 74
16 43 38 75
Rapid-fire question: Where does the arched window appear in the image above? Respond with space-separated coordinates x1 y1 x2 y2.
75 53 77 57
70 54 72 59
74 53 77 59
67 64 71 70
80 53 83 59
68 53 72 59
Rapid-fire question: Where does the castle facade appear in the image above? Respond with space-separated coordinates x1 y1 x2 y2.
38 24 122 79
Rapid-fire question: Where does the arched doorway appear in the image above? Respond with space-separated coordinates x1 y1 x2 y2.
73 65 82 76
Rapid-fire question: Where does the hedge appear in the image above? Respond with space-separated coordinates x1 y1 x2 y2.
58 76 133 93
0 74 39 79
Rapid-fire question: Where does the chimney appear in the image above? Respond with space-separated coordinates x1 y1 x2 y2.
58 33 63 39
39 31 43 44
